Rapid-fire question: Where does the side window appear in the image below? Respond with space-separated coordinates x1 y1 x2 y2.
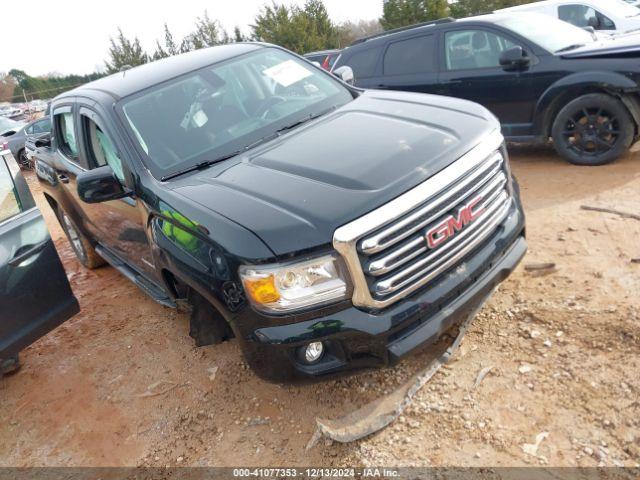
595 10 616 30
24 124 34 135
0 155 22 223
558 4 615 30
32 118 51 135
445 30 517 71
54 112 78 159
345 46 383 79
383 35 435 76
82 116 125 183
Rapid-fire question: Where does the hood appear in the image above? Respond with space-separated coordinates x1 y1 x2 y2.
560 34 640 58
170 90 499 256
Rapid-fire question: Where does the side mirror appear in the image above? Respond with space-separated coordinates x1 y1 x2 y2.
77 165 130 204
587 16 600 29
333 66 355 86
499 46 531 71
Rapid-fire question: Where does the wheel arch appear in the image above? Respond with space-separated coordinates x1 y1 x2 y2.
534 72 640 138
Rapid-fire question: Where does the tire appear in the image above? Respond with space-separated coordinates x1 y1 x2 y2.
188 291 234 347
58 208 105 269
17 149 33 170
551 94 634 166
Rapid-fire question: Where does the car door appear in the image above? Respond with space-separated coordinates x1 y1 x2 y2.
73 105 159 283
50 102 89 224
0 148 79 361
368 34 442 95
438 27 538 136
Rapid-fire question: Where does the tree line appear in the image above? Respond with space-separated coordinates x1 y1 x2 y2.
0 70 105 103
1 0 537 102
106 0 538 72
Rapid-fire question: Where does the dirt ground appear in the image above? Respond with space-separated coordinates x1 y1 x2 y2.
1 145 639 468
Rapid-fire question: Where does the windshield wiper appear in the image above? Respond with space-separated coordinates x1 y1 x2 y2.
162 105 339 181
161 150 243 181
555 44 586 53
275 105 338 135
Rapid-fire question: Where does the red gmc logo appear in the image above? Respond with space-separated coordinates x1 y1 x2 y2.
425 196 485 249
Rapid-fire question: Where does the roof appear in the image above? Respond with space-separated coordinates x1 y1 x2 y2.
496 0 610 12
348 18 456 46
344 15 516 50
58 42 264 101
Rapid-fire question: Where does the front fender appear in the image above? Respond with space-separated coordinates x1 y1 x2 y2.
533 71 640 136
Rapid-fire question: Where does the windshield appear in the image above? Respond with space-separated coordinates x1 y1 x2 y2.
611 0 640 17
121 47 353 180
495 13 596 53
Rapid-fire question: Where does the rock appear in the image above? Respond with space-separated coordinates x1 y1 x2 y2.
530 330 541 339
543 339 552 347
522 432 549 457
519 364 534 374
207 366 219 381
583 446 593 456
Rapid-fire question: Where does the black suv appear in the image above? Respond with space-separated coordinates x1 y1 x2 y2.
35 43 526 381
332 12 640 166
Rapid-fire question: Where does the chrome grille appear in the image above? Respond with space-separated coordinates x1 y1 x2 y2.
333 130 511 309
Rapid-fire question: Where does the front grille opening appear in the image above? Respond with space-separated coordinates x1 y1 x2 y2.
358 150 510 306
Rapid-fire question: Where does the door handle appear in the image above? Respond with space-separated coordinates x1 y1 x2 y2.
8 240 49 267
58 173 69 184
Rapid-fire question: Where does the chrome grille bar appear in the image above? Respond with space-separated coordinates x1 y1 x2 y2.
360 152 504 255
365 171 507 277
333 129 509 310
374 192 510 296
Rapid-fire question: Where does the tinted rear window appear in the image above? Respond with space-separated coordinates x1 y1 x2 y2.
383 35 435 76
344 46 382 79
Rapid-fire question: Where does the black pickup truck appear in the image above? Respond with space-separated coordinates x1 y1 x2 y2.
34 43 526 381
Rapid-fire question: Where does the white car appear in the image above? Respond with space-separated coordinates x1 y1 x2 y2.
496 0 640 35
0 105 22 118
28 100 48 112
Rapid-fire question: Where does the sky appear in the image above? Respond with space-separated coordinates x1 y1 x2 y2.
1 0 383 77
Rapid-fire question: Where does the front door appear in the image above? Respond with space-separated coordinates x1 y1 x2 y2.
73 106 158 282
0 148 79 362
438 27 537 137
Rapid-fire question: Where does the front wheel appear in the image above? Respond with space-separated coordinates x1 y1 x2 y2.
58 209 105 269
551 94 634 166
18 149 33 170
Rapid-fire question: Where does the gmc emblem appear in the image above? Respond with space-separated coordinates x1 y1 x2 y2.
426 196 485 249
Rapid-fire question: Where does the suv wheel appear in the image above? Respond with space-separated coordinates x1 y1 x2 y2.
18 149 33 170
58 209 105 269
551 94 634 166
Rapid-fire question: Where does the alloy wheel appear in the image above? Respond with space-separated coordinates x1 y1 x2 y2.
561 107 621 157
63 214 87 263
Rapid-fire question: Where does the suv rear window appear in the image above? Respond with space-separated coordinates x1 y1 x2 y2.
383 35 435 76
344 46 382 79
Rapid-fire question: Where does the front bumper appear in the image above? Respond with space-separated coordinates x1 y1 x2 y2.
240 199 526 382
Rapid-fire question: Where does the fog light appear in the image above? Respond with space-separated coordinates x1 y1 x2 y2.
304 341 324 363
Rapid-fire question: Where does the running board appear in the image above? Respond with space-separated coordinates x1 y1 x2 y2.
95 245 176 308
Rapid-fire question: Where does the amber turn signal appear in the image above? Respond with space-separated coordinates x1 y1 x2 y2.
242 275 281 304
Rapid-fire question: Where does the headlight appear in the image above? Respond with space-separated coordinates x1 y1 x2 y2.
239 254 349 313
